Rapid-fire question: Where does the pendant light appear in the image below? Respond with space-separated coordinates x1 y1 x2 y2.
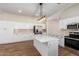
38 3 46 22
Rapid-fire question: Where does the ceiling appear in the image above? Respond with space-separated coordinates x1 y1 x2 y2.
0 3 76 17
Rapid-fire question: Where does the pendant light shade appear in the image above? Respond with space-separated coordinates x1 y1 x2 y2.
38 3 46 22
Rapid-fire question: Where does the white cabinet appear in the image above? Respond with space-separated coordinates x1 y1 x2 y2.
15 23 45 29
34 35 59 56
59 20 67 29
15 23 33 29
59 37 64 47
0 21 14 35
75 17 79 23
59 17 79 30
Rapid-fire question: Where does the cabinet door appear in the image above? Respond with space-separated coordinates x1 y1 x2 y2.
59 38 64 47
0 22 13 35
59 17 79 30
59 20 67 29
48 40 58 56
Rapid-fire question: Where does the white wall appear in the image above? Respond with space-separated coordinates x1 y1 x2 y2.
47 20 60 36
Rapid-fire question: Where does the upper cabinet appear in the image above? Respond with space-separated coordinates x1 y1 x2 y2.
15 23 33 29
59 17 79 30
59 20 67 30
15 23 45 29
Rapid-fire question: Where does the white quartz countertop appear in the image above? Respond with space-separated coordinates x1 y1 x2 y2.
34 35 59 43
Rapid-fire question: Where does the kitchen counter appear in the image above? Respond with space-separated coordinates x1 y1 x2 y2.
35 35 59 43
34 35 59 56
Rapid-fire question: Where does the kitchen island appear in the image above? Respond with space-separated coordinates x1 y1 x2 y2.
33 35 59 56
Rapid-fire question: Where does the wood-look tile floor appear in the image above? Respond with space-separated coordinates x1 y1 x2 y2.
59 47 78 56
0 40 41 56
0 40 78 56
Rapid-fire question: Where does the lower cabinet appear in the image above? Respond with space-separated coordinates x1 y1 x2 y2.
65 38 79 50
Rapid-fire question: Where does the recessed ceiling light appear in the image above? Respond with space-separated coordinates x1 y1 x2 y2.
18 10 22 13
